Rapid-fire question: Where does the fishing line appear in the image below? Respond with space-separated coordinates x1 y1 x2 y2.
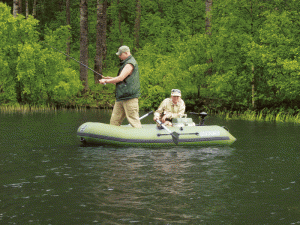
41 41 104 78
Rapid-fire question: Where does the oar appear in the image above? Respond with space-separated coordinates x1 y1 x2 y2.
139 111 153 121
156 119 179 145
128 111 153 126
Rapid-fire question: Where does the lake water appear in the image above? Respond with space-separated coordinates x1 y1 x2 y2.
0 109 299 224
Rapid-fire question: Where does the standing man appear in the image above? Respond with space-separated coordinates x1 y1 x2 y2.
99 46 142 128
153 89 186 126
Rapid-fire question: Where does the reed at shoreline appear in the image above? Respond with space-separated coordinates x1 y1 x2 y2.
211 109 300 124
0 104 87 113
1 105 300 124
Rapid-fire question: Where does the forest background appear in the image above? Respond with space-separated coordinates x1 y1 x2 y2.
1 0 300 118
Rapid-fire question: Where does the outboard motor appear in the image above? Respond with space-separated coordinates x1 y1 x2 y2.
189 112 208 126
199 112 208 126
80 137 87 144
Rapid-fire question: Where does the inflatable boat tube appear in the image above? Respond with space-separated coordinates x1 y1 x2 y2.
77 122 236 147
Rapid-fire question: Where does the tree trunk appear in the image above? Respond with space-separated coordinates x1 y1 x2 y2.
66 0 71 61
94 0 107 84
205 0 213 85
80 0 89 91
18 0 22 14
133 0 141 53
32 0 37 18
26 0 29 18
58 0 64 12
252 65 255 108
250 1 255 109
205 0 212 35
13 0 19 17
117 0 123 45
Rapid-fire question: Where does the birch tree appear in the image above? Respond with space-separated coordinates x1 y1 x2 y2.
25 0 29 18
18 0 22 15
13 0 19 17
32 0 37 18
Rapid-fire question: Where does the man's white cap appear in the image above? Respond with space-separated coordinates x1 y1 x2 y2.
171 89 181 97
116 46 130 55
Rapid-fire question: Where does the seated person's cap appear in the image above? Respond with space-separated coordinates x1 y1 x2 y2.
171 89 181 97
116 46 130 55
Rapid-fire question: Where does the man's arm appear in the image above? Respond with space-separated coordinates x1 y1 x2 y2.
99 64 134 84
153 99 167 121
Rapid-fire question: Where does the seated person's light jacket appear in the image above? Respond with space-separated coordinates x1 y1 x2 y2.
154 98 185 121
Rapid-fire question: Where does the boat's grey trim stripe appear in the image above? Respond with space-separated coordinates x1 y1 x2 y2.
77 132 230 143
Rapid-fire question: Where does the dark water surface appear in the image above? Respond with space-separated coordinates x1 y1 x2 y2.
0 110 299 224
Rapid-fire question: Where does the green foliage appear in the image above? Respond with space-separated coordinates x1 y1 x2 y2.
0 3 39 104
140 0 205 43
136 32 211 109
0 52 16 104
136 44 188 109
2 0 300 114
16 27 83 105
0 3 83 106
139 85 166 110
205 0 300 110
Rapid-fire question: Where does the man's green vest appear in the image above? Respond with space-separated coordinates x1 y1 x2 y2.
116 55 140 101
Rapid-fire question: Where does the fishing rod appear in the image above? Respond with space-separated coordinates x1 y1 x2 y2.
41 41 104 79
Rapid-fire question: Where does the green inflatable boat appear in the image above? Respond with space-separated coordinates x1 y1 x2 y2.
77 115 236 147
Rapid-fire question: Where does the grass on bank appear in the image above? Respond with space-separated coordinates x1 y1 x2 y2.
0 104 88 113
1 105 300 124
211 109 300 124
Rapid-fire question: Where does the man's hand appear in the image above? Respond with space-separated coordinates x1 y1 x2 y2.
153 116 159 121
99 79 106 85
161 114 168 123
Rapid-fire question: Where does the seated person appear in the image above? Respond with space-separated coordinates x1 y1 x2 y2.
153 89 186 126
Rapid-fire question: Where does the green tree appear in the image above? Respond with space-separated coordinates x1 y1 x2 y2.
135 0 206 109
0 3 82 106
206 0 300 110
0 3 38 104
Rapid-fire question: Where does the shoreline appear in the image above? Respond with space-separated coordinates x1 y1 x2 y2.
1 105 300 124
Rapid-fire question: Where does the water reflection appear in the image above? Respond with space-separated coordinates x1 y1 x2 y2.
1 110 299 224
79 146 234 223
